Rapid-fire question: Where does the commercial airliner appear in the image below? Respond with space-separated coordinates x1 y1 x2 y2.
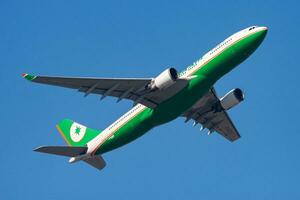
23 26 268 170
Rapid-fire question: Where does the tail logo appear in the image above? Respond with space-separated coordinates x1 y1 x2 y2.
70 122 87 142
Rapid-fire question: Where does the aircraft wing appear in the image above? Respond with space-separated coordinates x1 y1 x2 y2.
22 73 188 108
182 88 240 142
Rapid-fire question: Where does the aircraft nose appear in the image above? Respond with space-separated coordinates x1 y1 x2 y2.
246 26 268 53
233 26 268 64
257 26 268 41
260 26 268 37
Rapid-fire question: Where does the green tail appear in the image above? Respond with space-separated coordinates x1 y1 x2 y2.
56 119 101 147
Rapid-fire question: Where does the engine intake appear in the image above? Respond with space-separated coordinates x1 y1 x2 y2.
150 68 178 90
220 88 244 110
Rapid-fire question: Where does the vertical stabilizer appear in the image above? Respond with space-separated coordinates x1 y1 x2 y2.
56 119 101 147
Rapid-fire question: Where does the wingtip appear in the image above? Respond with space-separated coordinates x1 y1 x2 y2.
22 73 36 81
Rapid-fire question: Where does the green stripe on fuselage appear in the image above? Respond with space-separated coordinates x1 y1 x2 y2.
97 30 267 154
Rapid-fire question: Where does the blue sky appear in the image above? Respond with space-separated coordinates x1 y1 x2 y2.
1 0 300 199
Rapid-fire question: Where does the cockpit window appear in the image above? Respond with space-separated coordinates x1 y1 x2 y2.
249 26 256 31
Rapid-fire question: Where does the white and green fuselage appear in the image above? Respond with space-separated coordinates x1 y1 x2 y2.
81 26 268 156
25 26 268 165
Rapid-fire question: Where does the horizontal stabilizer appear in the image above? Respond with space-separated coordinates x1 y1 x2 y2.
84 156 106 170
34 146 87 157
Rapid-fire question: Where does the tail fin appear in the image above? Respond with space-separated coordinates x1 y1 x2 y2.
56 119 101 147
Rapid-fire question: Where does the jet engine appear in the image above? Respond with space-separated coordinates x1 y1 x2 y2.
149 68 178 90
220 88 244 110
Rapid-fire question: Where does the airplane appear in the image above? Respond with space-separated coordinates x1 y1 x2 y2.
23 25 268 171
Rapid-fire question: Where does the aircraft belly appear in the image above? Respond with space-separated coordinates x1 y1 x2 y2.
150 76 214 125
97 75 215 154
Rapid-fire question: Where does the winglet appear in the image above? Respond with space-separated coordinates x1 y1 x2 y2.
22 73 36 81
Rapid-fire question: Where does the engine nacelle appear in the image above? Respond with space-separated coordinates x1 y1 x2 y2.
150 68 178 90
220 88 245 110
